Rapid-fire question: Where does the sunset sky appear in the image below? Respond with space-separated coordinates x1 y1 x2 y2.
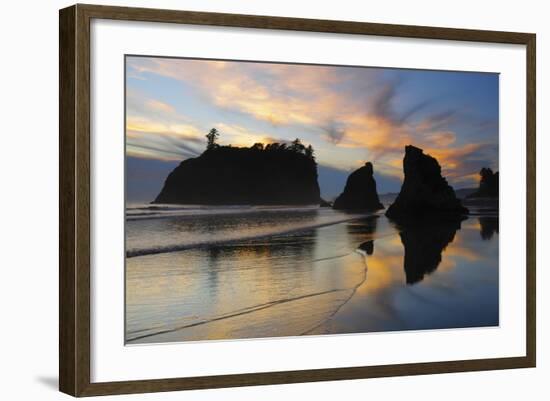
126 56 499 201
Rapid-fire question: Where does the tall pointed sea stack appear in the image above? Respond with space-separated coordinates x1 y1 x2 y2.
386 145 468 220
333 162 384 211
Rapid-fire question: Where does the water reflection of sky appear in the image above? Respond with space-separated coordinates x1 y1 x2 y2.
126 213 498 344
312 216 498 335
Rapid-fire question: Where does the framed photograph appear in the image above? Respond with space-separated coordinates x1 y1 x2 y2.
59 4 536 397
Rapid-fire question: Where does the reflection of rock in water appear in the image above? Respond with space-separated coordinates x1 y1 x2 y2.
348 215 378 256
479 217 499 240
399 220 461 285
346 214 379 236
358 240 374 255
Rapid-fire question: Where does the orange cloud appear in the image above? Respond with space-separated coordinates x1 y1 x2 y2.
125 88 207 160
128 58 363 128
127 58 496 187
214 123 278 147
146 99 176 114
127 116 203 140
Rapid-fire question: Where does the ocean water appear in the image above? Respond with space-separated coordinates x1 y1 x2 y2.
125 204 498 344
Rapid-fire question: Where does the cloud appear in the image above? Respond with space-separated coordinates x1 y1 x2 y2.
396 99 434 124
370 80 399 122
127 57 498 188
335 111 496 187
425 131 456 147
127 117 203 141
127 129 202 161
125 89 206 160
416 109 457 131
126 116 205 161
146 99 176 114
321 122 346 144
427 142 498 186
127 89 182 122
213 123 280 147
127 57 375 129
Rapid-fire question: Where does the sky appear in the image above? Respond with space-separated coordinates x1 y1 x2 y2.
126 56 499 201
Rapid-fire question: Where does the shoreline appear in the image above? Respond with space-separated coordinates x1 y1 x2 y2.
126 212 375 258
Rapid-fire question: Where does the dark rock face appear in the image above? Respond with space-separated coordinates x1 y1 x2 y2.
358 240 374 256
154 146 320 205
399 219 460 284
332 162 384 211
468 168 499 198
479 217 499 240
386 145 468 220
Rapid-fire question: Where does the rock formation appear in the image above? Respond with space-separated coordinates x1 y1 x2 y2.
385 145 468 221
332 162 384 211
479 217 499 240
154 145 320 205
358 240 374 256
467 168 499 198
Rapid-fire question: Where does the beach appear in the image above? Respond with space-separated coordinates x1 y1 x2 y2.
125 204 498 344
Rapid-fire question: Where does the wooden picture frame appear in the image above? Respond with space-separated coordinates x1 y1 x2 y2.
59 3 536 397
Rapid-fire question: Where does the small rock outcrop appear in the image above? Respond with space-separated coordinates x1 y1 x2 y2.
479 217 499 240
385 145 468 220
332 162 384 211
358 240 374 256
468 168 499 198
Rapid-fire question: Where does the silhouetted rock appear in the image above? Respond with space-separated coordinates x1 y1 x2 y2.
399 219 460 284
358 240 374 256
386 145 468 221
468 168 499 198
333 162 384 211
154 145 320 205
479 217 499 240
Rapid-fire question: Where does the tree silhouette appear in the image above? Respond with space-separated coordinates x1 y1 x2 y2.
202 131 316 162
305 144 315 160
265 143 280 151
467 167 499 198
205 128 219 150
251 142 264 151
290 138 305 153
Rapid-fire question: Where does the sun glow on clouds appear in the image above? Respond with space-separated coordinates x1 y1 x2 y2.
126 57 498 189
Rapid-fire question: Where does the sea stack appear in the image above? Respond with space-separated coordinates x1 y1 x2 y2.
333 162 384 211
385 145 468 221
154 145 320 205
467 167 499 198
